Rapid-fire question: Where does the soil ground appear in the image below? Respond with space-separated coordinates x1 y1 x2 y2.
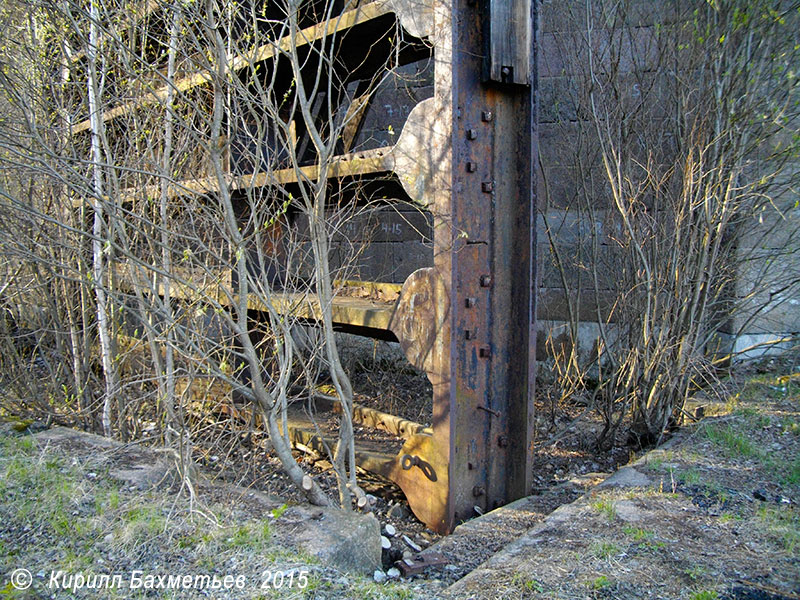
1 364 798 599
439 369 800 600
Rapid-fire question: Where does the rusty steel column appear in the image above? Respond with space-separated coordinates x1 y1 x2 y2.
389 0 538 533
441 0 538 526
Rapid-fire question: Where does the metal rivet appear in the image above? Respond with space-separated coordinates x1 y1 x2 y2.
465 297 477 308
482 111 493 122
482 181 494 193
467 129 477 140
477 404 500 417
480 275 492 287
466 161 477 172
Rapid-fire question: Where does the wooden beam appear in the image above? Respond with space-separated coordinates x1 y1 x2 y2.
70 2 393 135
112 263 400 331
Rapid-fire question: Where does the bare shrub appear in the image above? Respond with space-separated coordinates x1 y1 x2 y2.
540 0 800 447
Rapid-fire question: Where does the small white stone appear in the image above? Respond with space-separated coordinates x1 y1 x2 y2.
384 523 397 537
373 570 387 584
387 567 401 579
402 535 422 553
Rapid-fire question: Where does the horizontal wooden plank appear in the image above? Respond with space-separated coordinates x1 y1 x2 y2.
76 96 438 207
70 2 393 134
248 291 396 331
68 147 393 208
113 263 401 331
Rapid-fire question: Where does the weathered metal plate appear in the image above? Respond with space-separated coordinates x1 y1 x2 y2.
388 267 449 374
378 433 451 533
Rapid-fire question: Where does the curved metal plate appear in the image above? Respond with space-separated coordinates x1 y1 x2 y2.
390 98 448 207
386 433 449 534
378 0 435 40
388 267 449 374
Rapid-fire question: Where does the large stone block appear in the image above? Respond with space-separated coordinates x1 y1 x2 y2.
540 0 679 34
287 508 382 574
735 205 800 251
540 26 660 78
711 332 796 361
730 244 800 334
538 164 614 210
539 72 674 125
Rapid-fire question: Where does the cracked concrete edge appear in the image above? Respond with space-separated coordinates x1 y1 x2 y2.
420 474 607 566
442 433 691 596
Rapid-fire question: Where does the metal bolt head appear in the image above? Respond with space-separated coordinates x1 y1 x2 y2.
465 297 477 308
498 435 509 448
482 181 494 193
465 329 477 340
472 485 485 497
467 129 477 140
479 275 492 287
479 346 491 358
482 111 493 122
466 161 477 172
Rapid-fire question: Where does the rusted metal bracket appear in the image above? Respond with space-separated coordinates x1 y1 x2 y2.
394 551 448 576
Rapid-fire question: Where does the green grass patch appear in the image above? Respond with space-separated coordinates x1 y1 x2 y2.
704 423 757 458
783 457 800 486
763 454 800 487
736 374 800 402
592 498 616 522
622 526 653 541
780 417 800 436
345 579 416 600
590 541 620 559
757 505 800 555
680 468 703 485
684 565 708 581
622 525 666 550
511 573 545 593
218 521 273 551
690 591 719 600
719 512 742 523
271 502 289 519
